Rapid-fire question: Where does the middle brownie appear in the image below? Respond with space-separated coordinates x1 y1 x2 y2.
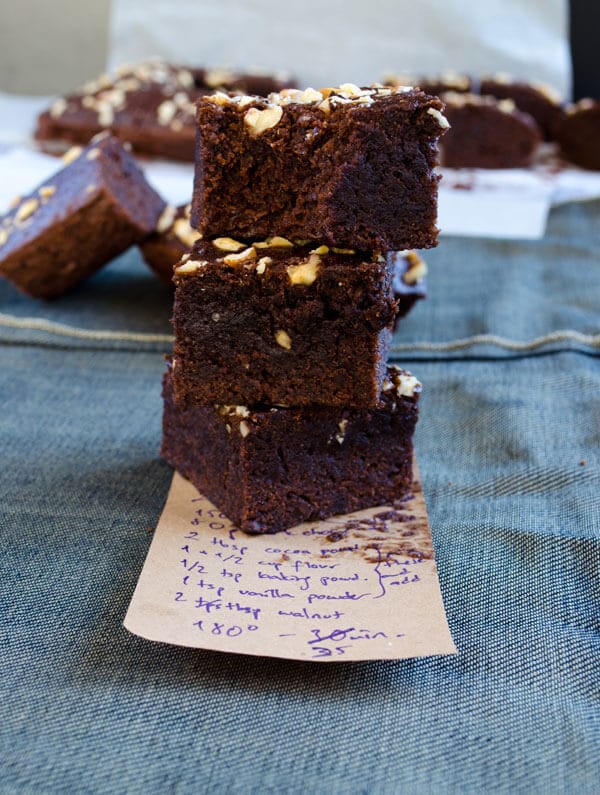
172 238 398 409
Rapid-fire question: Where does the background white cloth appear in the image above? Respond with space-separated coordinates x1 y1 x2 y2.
108 0 571 98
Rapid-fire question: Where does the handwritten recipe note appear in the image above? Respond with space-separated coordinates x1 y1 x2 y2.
125 467 456 662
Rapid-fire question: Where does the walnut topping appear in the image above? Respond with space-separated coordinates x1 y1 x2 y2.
175 259 206 274
38 185 56 201
213 237 246 252
239 421 250 438
254 235 294 249
339 82 363 97
384 367 421 398
117 77 142 92
173 219 202 247
498 99 517 114
310 245 329 255
287 254 320 285
204 91 231 106
156 204 176 233
402 252 428 284
177 69 195 88
15 198 39 223
216 404 251 418
50 98 67 118
86 148 101 160
223 246 257 266
256 256 272 274
62 146 83 165
244 105 283 135
157 99 177 125
97 101 114 126
275 330 292 350
335 418 349 444
427 107 450 129
298 87 324 103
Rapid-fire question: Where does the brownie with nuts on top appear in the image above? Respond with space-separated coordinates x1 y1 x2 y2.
0 133 165 299
162 361 420 534
171 236 398 409
480 75 565 141
555 99 600 170
439 92 541 168
191 84 448 251
35 60 296 162
140 203 202 285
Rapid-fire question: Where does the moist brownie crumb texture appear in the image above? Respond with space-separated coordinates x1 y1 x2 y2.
163 82 447 534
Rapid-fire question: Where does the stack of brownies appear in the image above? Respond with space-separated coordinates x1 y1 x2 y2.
162 83 448 534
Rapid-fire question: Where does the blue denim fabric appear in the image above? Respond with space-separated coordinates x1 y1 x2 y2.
1 201 599 793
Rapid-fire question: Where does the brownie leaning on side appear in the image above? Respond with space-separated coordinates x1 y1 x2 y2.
0 133 165 299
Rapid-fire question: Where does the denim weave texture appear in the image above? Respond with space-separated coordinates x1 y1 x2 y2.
1 200 599 794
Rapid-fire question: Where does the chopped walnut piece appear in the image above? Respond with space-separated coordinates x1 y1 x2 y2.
287 254 320 285
15 198 39 223
213 237 245 252
223 246 257 266
173 219 202 247
175 259 206 274
244 105 283 136
275 329 292 349
156 204 176 233
62 146 83 165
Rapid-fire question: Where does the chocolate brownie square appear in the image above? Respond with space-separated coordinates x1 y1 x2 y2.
480 74 565 141
191 84 448 251
35 60 296 162
162 362 421 534
140 203 202 285
0 133 165 299
556 99 600 170
439 92 541 168
171 237 398 409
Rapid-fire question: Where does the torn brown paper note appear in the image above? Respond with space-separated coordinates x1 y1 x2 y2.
125 466 456 662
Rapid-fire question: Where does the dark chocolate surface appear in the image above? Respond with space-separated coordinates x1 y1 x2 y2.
171 238 398 408
162 364 420 534
480 77 566 141
192 86 447 251
0 134 165 299
440 93 541 169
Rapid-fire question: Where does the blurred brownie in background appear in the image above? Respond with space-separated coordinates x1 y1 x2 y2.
555 99 600 170
480 74 566 140
35 60 296 161
439 92 541 168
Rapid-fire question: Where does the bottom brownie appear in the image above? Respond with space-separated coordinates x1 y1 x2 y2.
161 363 420 534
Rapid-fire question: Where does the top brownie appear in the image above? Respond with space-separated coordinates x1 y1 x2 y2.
191 84 448 251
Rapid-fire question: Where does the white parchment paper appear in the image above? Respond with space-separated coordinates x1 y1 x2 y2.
107 0 571 98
